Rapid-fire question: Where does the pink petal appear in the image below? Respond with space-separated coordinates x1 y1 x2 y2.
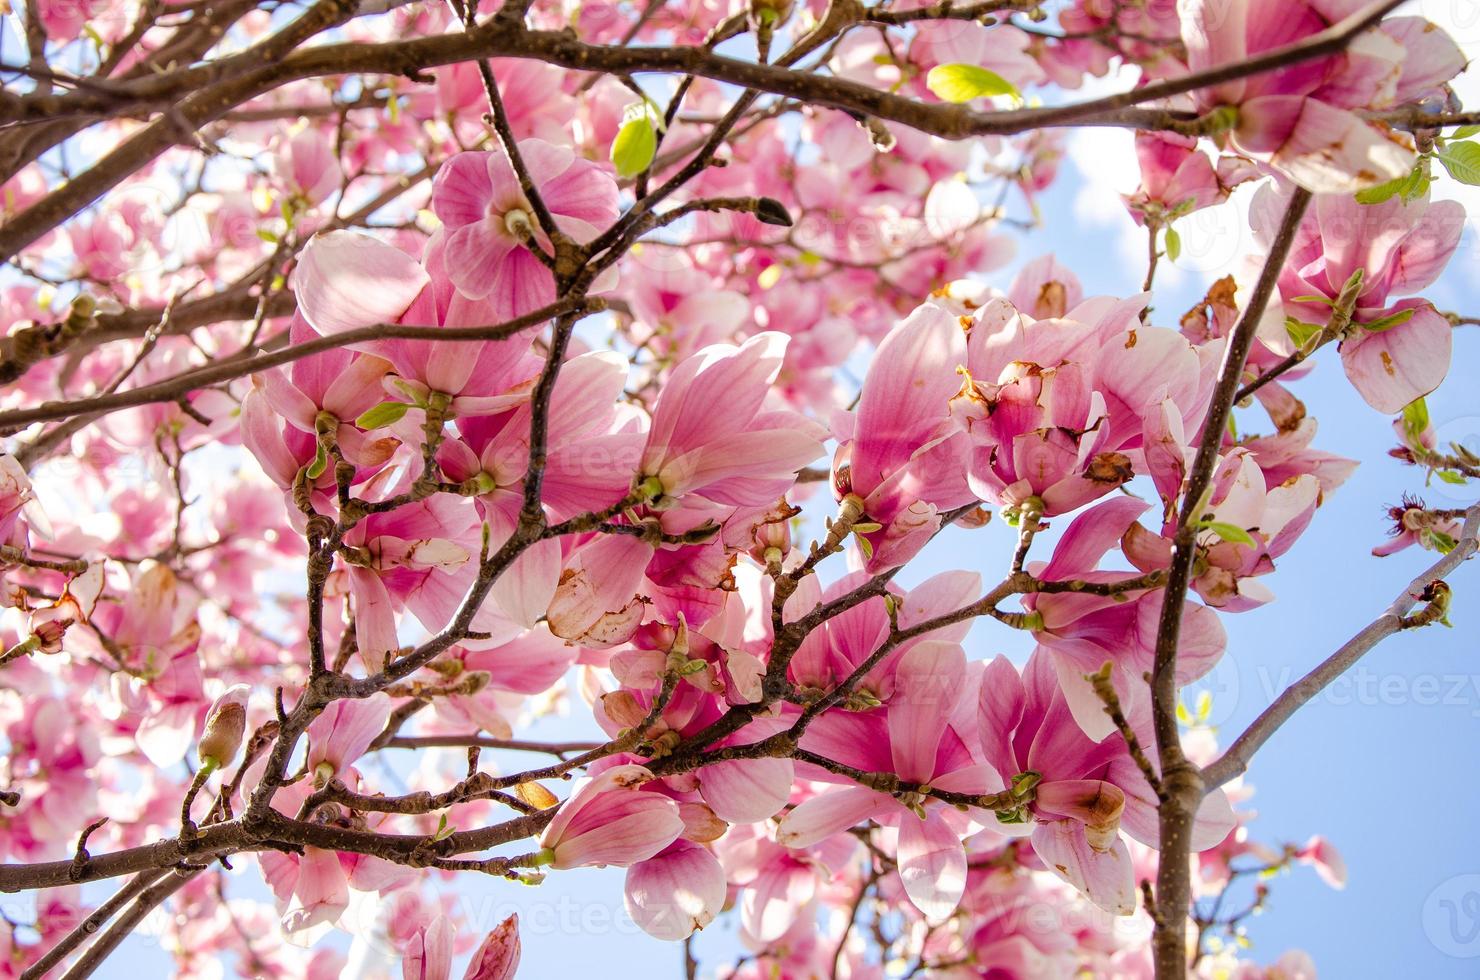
462 913 521 980
1030 821 1135 915
293 231 429 336
896 808 967 921
888 640 967 783
431 152 495 228
698 757 793 823
1339 302 1452 413
402 916 453 980
853 304 966 495
742 861 817 943
623 842 726 941
774 785 890 849
1235 96 1414 193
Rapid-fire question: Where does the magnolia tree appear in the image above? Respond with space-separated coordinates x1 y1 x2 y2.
0 0 1476 976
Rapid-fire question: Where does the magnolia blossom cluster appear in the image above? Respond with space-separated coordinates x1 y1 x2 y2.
0 0 1474 977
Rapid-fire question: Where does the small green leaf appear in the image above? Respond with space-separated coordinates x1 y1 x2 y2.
1355 174 1405 205
1452 126 1480 139
1288 294 1335 306
611 108 657 179
1198 520 1255 546
1360 307 1416 333
1424 529 1458 553
355 401 411 429
926 64 1022 105
1402 397 1430 439
1164 226 1181 263
1356 163 1430 205
1435 469 1467 486
256 228 278 244
1284 316 1323 351
305 442 329 480
432 813 456 841
1438 141 1480 185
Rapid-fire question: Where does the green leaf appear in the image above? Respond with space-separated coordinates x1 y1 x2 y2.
1435 469 1467 485
1356 163 1431 205
1284 316 1323 351
1424 529 1458 553
611 109 657 179
925 64 1022 105
305 442 329 480
1355 173 1406 205
1452 126 1480 139
1164 226 1181 263
1360 307 1416 333
355 401 411 429
1402 397 1430 439
1438 141 1480 186
1288 294 1335 306
1198 520 1256 546
432 813 456 842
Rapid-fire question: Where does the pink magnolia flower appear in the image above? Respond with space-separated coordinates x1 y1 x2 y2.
402 915 454 980
593 658 796 825
1020 497 1227 741
785 569 982 700
977 652 1236 914
292 230 543 417
463 913 521 980
1123 131 1256 226
404 913 521 980
950 869 1085 976
545 534 653 649
428 141 620 319
624 840 726 940
275 129 342 207
538 763 684 869
1126 446 1322 610
333 489 479 668
1375 494 1464 557
640 332 826 511
0 453 46 546
438 350 642 628
241 314 398 504
715 823 858 944
833 303 977 571
1180 0 1463 191
777 641 1008 920
952 290 1216 522
1294 835 1347 890
262 844 352 938
1255 186 1464 413
306 693 392 781
1008 253 1082 321
1226 950 1318 980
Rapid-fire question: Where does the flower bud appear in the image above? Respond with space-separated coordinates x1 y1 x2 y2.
601 690 649 730
198 685 251 769
749 0 793 28
463 913 520 980
746 500 797 565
